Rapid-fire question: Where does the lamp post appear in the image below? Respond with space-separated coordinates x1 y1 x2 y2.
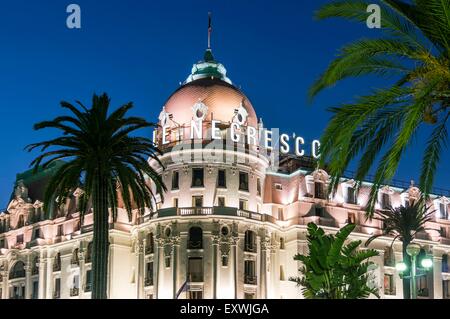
395 243 433 299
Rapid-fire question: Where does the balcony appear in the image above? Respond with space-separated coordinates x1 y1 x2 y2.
70 287 79 297
238 209 262 221
244 275 257 285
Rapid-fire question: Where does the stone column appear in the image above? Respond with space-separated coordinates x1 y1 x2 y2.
172 237 180 299
38 251 46 299
46 254 53 299
260 236 271 299
212 236 219 299
155 238 162 299
136 241 144 299
433 255 443 299
231 236 239 299
24 261 31 299
78 250 85 299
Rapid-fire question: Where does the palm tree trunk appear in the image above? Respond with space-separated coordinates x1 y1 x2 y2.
91 175 110 299
402 242 411 299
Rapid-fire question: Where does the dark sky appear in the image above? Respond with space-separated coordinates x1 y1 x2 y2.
0 0 448 207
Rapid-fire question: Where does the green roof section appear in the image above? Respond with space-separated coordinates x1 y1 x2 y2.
15 160 66 186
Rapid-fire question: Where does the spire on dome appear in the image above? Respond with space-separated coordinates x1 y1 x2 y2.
184 13 232 84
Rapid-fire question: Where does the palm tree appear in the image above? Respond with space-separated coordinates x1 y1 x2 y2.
290 223 380 299
310 0 450 214
26 93 166 299
365 201 436 298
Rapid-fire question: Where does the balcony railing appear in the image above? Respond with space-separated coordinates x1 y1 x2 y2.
238 210 262 221
244 275 257 285
179 207 213 216
70 287 79 296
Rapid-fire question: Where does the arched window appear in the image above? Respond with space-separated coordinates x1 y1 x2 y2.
86 242 93 263
442 254 449 273
244 230 257 252
384 247 395 267
71 248 79 265
53 253 61 272
188 227 203 249
9 261 26 279
146 233 154 254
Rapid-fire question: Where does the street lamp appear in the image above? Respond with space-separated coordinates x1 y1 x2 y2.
396 243 433 299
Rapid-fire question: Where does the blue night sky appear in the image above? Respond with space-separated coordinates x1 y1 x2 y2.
0 0 448 207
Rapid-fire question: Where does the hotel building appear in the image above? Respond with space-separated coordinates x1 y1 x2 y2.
0 44 450 300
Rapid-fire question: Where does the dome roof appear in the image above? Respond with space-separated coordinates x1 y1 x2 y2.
159 50 258 128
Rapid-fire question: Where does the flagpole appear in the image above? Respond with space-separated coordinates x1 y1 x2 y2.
208 12 212 50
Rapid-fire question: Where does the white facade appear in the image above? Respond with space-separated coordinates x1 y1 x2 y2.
1 49 450 300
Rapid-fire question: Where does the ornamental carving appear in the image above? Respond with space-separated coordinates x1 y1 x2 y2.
192 101 208 121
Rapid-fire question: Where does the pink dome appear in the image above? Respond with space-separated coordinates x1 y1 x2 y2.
162 77 258 128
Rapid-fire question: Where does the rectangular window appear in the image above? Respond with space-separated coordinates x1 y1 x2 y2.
443 280 450 299
239 172 249 191
217 196 225 207
314 182 325 199
440 203 448 219
222 255 229 267
33 228 40 240
32 281 39 299
381 193 391 209
165 257 171 268
441 227 447 238
244 260 256 284
193 196 203 208
275 183 282 191
173 198 179 208
188 257 203 282
278 208 284 221
85 270 92 292
0 239 3 248
191 168 204 187
244 293 255 299
145 262 154 286
217 169 226 188
172 171 179 190
257 178 261 196
54 278 61 299
384 274 395 295
417 276 428 297
239 199 248 211
16 234 24 244
57 225 63 237
347 187 356 204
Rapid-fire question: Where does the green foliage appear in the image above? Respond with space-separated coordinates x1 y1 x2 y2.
290 223 380 299
365 200 436 247
311 0 450 216
26 93 166 299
